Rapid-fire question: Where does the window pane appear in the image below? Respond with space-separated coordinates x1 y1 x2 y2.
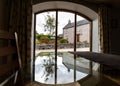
57 11 75 83
35 11 56 84
76 15 90 51
76 15 90 77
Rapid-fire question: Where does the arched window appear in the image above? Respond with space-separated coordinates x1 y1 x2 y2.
32 1 99 85
34 10 92 84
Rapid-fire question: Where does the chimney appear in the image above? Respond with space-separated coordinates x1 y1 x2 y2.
68 19 71 24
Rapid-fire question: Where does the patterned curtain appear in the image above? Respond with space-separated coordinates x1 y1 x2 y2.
98 5 114 74
9 0 32 80
98 5 111 53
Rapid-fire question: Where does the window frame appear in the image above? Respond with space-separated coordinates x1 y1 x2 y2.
33 9 93 82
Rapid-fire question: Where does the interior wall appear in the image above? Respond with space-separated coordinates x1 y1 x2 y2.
0 1 14 84
0 0 5 30
32 0 98 12
110 8 120 55
0 0 10 31
0 0 11 49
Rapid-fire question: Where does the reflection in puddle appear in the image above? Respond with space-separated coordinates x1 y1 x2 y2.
35 52 89 84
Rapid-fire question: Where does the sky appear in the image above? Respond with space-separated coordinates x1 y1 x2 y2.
36 11 85 35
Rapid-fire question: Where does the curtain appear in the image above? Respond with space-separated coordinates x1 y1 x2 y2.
98 5 111 53
98 5 114 74
9 0 32 80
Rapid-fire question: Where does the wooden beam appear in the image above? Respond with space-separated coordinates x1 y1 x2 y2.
0 32 14 40
0 47 16 57
0 60 19 76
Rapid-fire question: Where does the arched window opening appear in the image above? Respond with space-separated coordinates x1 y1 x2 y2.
34 10 92 84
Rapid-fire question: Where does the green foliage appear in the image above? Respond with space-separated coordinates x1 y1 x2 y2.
36 34 50 40
36 33 51 44
36 33 41 40
36 39 40 44
40 35 49 40
36 33 68 44
59 38 68 44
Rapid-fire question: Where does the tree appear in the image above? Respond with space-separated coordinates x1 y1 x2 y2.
36 33 41 40
43 14 55 36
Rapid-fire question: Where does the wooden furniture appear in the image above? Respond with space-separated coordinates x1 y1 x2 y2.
69 51 120 70
0 31 19 85
69 51 120 85
0 32 41 86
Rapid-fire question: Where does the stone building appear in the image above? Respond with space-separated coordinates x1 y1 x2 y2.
63 20 90 44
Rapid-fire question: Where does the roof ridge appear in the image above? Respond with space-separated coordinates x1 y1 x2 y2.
63 19 89 29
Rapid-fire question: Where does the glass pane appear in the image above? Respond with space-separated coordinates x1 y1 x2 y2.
35 11 56 84
75 15 90 79
76 15 90 51
57 11 75 84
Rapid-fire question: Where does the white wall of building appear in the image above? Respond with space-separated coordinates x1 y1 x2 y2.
63 23 90 44
77 24 90 43
63 27 74 43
